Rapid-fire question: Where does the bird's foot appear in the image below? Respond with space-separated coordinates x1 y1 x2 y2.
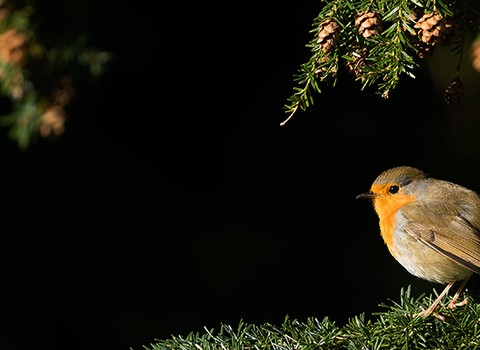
416 305 446 321
448 297 468 309
416 297 468 321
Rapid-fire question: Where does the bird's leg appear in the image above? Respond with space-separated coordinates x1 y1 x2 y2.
416 282 454 319
448 278 469 309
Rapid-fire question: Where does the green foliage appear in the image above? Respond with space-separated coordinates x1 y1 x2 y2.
0 0 110 149
141 286 480 350
282 0 480 125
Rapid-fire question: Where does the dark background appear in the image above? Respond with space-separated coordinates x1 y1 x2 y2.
1 2 480 350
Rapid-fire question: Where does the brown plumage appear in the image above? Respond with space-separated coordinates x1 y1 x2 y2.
357 166 480 319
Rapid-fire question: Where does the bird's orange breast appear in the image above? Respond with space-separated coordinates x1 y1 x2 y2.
371 183 416 258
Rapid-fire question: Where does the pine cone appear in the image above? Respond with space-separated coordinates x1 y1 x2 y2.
0 29 27 64
355 11 383 38
39 105 66 137
444 77 464 105
317 19 340 54
414 11 454 46
344 46 369 79
471 41 480 72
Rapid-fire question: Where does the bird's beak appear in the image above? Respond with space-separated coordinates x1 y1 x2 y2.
356 191 376 200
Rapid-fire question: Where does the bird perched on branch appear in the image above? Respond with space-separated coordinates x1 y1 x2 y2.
357 166 480 320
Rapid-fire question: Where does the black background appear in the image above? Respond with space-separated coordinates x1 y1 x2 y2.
1 2 480 350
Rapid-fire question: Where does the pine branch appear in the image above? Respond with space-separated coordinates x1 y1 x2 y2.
140 286 480 350
281 0 347 125
282 0 480 124
0 0 110 149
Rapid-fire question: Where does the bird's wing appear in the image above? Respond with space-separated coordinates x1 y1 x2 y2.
402 201 480 274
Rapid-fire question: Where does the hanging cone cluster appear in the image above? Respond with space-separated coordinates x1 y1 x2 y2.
317 19 340 54
355 11 383 38
414 11 455 47
284 0 477 124
444 77 464 105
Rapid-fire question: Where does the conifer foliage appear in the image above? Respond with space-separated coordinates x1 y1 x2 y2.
0 0 110 149
282 0 480 125
143 287 480 350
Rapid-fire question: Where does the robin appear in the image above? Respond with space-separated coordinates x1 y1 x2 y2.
357 166 480 320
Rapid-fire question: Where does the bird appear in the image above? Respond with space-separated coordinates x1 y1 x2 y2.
357 166 480 319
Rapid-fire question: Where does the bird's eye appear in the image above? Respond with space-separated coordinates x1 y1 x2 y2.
389 185 399 194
